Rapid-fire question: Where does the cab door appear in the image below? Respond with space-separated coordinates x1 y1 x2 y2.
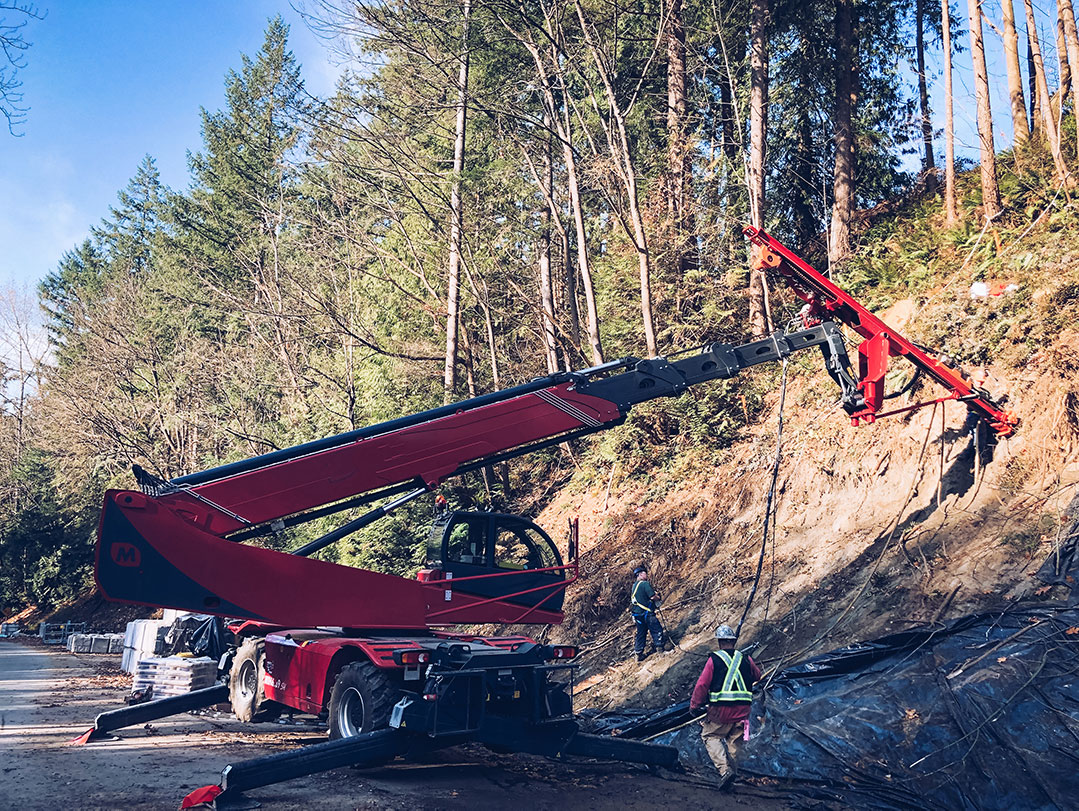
436 511 567 613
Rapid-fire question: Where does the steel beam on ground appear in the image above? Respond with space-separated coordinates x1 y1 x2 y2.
219 729 410 794
563 732 679 767
90 683 229 738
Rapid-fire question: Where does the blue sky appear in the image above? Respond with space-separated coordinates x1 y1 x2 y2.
0 1 341 290
0 2 1058 293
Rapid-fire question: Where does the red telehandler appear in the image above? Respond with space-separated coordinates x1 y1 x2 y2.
81 230 1016 803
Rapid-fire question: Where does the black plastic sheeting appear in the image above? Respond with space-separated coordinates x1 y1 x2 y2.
739 605 1079 810
163 615 227 661
1036 492 1079 606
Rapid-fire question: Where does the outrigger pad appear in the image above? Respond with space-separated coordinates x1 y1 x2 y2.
69 727 95 746
180 785 223 809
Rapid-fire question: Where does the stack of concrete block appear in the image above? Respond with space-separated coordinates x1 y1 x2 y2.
0 623 19 637
67 633 124 654
132 656 217 697
122 619 170 673
39 622 87 645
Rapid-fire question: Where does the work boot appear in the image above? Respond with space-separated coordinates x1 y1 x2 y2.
636 651 647 662
663 641 675 652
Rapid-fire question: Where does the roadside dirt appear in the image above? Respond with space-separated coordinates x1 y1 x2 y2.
0 639 787 810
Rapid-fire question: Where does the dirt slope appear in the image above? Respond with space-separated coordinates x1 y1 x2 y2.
542 299 1079 715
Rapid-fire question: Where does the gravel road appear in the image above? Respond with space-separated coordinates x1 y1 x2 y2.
0 639 786 810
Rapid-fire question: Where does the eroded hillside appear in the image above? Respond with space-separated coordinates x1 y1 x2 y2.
540 228 1079 713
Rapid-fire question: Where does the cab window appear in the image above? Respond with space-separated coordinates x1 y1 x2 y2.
495 528 532 570
445 518 488 565
520 526 559 569
494 525 561 572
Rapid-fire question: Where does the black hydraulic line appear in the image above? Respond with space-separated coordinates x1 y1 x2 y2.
89 683 228 739
218 729 413 794
291 486 429 558
172 374 576 488
173 324 845 492
734 359 789 644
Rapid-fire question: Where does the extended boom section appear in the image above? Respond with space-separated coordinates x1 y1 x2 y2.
96 324 846 628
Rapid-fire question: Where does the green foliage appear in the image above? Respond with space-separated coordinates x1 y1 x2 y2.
0 450 99 611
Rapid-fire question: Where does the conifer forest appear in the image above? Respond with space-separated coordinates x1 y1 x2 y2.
1 0 1077 615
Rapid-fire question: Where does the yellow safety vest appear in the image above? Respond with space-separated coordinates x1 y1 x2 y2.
708 650 753 703
631 580 653 614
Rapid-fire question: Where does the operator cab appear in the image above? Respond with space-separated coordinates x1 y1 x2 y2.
426 511 568 612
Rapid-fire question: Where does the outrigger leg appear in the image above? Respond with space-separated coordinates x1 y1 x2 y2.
71 683 229 745
180 720 678 808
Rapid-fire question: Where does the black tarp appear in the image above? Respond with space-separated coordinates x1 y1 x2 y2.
738 605 1079 810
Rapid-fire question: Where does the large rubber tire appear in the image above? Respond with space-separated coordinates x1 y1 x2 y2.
230 637 281 723
327 661 396 740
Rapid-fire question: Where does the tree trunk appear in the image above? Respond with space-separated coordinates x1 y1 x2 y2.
968 0 1002 219
748 0 769 337
505 8 604 365
575 0 658 356
1058 10 1072 108
916 0 936 180
1028 31 1042 136
829 0 855 267
561 228 579 367
1023 0 1070 185
793 103 817 249
1001 0 1030 144
666 0 696 274
561 92 604 365
539 128 559 375
719 55 740 265
1060 0 1079 160
443 0 471 402
942 0 959 224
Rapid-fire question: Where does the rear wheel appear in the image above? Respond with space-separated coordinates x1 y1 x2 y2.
230 638 281 723
328 661 396 739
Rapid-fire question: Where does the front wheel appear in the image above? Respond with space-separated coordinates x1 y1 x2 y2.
229 638 281 723
327 661 396 739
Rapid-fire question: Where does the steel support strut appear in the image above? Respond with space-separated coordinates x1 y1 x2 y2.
179 720 679 807
72 683 229 745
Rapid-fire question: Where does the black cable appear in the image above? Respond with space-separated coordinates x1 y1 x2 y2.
734 358 789 643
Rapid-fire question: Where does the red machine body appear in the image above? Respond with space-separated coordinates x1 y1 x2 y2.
257 629 538 715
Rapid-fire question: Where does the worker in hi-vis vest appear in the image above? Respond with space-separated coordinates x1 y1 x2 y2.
689 624 761 784
630 565 667 662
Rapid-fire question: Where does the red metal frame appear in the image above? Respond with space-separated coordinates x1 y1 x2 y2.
150 382 621 536
744 226 1018 436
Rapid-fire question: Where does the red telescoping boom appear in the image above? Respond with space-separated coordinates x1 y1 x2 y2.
95 231 1016 630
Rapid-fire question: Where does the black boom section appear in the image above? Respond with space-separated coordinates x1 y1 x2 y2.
577 323 847 410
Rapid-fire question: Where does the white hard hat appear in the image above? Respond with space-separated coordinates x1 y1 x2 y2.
714 624 737 640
